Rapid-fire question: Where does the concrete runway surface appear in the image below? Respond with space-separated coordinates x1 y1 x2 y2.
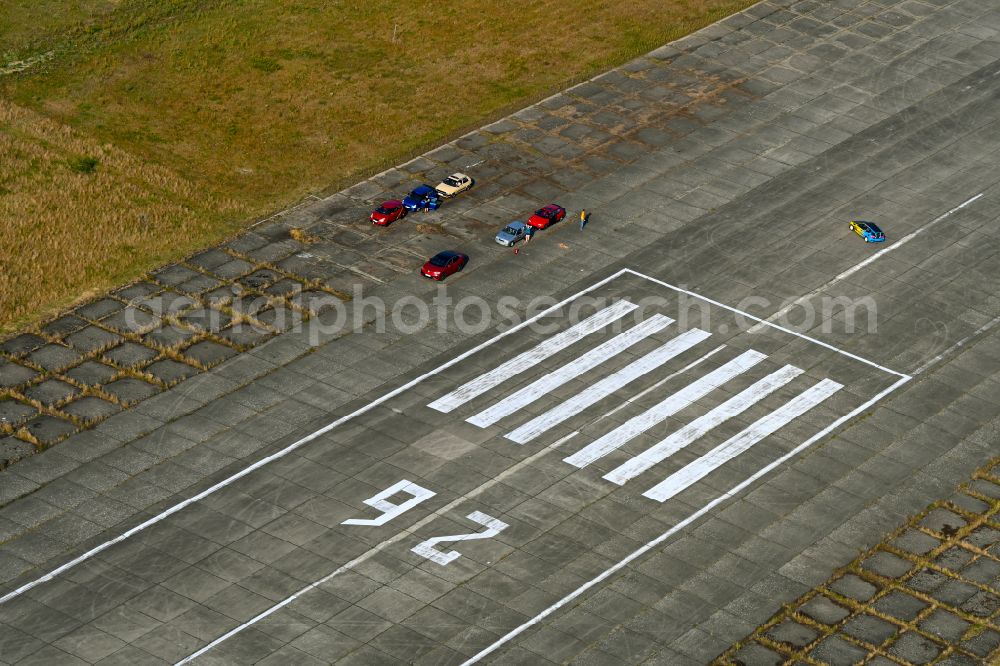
1 0 1000 663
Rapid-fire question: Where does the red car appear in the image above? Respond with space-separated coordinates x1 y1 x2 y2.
527 204 566 229
421 251 468 280
371 200 406 226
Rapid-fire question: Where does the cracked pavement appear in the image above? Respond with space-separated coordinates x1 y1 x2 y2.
2 0 1000 663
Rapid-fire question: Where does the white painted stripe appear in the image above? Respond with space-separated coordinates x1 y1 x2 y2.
599 345 726 422
461 374 911 665
532 347 726 452
748 193 983 335
467 314 673 428
604 364 803 484
620 269 909 379
643 378 843 502
913 313 1000 375
0 269 634 608
506 329 711 444
564 349 767 469
428 300 638 413
550 431 580 448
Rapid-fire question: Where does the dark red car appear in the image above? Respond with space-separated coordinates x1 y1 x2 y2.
371 200 406 226
421 251 468 280
527 204 566 229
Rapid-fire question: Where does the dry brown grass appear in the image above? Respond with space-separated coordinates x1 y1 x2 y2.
0 100 241 332
288 227 320 244
1 0 757 334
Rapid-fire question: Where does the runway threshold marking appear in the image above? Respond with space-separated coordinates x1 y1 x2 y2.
642 377 843 501
173 267 911 663
429 299 638 413
600 364 804 483
563 349 769 468
549 344 728 451
505 328 713 444
462 374 911 664
467 313 674 427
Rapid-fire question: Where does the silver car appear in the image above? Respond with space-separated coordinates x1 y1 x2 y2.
495 220 527 246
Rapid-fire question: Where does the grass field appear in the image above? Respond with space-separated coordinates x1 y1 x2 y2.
1 0 757 334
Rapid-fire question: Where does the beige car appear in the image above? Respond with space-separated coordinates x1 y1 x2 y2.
434 172 473 198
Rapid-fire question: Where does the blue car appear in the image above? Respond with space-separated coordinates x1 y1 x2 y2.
850 220 885 243
403 185 441 211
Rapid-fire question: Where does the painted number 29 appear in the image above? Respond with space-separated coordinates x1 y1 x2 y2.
341 480 508 566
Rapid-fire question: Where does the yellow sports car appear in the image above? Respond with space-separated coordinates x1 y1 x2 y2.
850 220 885 243
434 173 473 198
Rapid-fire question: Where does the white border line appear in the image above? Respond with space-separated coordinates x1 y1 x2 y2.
620 268 908 378
0 269 631 606
913 313 1000 376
